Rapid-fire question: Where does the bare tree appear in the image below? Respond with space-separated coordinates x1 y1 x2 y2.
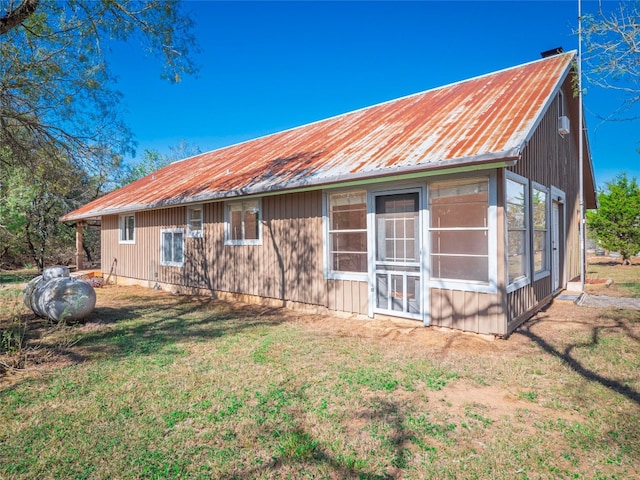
582 1 640 124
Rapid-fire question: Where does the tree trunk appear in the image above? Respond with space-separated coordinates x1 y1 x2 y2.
0 0 39 35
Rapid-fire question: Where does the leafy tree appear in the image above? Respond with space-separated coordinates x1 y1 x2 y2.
0 0 199 172
0 148 99 270
0 1 199 269
582 1 640 127
587 173 640 265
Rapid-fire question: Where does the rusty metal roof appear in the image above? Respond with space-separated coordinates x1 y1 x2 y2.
63 52 578 221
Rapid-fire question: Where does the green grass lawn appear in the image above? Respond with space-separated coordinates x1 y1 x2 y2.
586 257 640 297
1 262 639 479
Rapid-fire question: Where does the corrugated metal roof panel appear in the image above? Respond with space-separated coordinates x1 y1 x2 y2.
62 52 575 221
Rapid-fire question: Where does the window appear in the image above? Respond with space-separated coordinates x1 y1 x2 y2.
161 229 184 267
119 214 135 244
187 206 203 238
328 191 367 274
506 175 529 288
226 200 261 245
532 184 549 278
375 193 419 264
430 178 489 284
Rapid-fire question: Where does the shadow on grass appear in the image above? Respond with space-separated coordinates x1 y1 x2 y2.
516 310 640 407
74 296 287 361
216 396 405 480
0 293 289 393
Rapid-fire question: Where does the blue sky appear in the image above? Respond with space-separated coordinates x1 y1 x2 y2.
109 0 640 188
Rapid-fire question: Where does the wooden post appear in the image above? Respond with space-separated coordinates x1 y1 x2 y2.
75 221 85 271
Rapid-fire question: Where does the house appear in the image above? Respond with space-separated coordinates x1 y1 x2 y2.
62 50 597 337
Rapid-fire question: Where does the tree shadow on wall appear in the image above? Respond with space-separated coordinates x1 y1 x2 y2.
181 191 322 310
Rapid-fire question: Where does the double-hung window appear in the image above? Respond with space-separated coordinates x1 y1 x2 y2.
187 206 203 238
161 229 184 267
226 200 261 245
532 184 549 279
119 214 135 244
429 177 491 288
506 174 529 289
327 191 368 276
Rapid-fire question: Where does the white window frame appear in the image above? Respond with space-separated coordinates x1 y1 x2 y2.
427 173 497 294
532 182 550 281
323 189 368 281
187 205 203 238
160 228 185 267
118 214 135 244
224 199 262 246
506 172 530 292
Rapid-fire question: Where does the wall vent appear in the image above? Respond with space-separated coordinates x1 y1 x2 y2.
558 115 570 135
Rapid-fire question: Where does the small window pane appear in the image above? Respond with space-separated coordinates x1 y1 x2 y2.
331 231 367 253
174 232 184 263
506 180 526 228
230 209 243 240
120 215 135 242
333 252 367 273
534 231 546 272
243 207 259 240
376 274 389 309
431 202 487 228
162 232 172 260
533 190 547 228
432 256 488 283
431 230 488 256
188 207 203 236
508 231 527 282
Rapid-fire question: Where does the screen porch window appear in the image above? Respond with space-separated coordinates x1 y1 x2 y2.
119 214 135 244
328 191 367 274
226 200 261 245
506 176 529 286
161 229 184 267
533 186 548 276
429 178 489 283
187 206 203 238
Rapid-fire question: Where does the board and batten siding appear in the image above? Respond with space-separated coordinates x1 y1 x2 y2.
429 288 503 335
505 76 581 330
101 191 368 314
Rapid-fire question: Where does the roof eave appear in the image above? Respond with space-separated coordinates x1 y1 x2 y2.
60 150 520 222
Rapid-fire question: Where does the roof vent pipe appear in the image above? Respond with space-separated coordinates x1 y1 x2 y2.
541 47 564 58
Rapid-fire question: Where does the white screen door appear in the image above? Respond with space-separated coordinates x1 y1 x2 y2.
373 192 422 319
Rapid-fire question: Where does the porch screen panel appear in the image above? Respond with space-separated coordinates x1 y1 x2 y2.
429 178 489 283
329 191 367 273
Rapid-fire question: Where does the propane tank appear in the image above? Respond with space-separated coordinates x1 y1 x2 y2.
23 266 96 322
